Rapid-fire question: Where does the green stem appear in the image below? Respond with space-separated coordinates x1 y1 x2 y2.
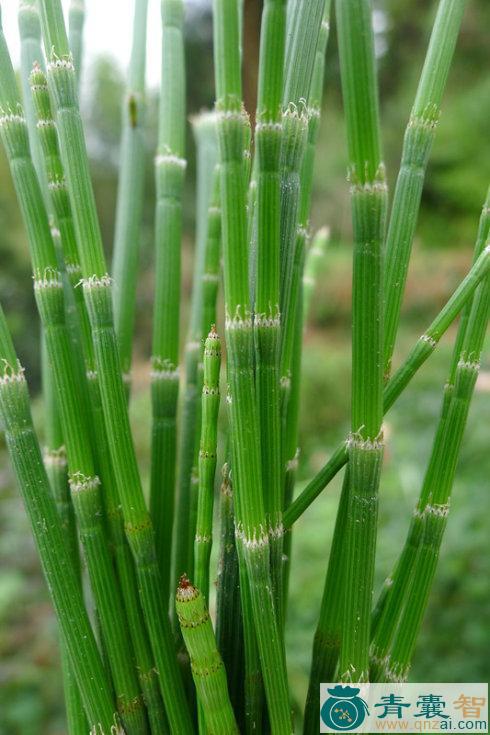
254 0 287 620
0 34 149 733
173 115 220 604
383 0 467 376
176 577 239 734
370 193 490 683
29 65 166 732
213 0 291 729
0 305 117 734
37 3 193 729
194 327 221 601
112 0 149 385
68 0 85 88
303 471 349 734
151 0 186 599
215 463 245 730
284 240 490 528
335 0 386 682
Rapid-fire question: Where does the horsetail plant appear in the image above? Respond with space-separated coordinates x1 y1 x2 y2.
335 0 386 683
68 0 85 87
151 0 187 600
37 1 193 730
0 0 487 731
194 326 221 601
213 0 291 728
29 62 166 734
0 301 117 733
176 576 239 734
112 0 149 387
175 112 219 605
383 0 467 376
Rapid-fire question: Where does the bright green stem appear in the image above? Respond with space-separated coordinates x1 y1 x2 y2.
336 0 386 682
37 4 193 729
284 240 490 527
255 0 286 620
151 0 186 598
283 0 326 108
68 0 85 88
0 306 116 734
0 35 148 732
174 118 220 607
370 198 490 683
215 464 245 729
303 471 349 735
383 0 467 375
112 0 149 382
175 113 218 598
303 227 330 325
29 65 165 731
176 578 239 734
18 0 47 189
213 0 291 729
194 328 221 601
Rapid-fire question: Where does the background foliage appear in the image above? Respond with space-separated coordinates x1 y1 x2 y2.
0 0 489 731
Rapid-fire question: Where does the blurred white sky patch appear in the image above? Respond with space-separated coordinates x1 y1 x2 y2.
2 0 210 92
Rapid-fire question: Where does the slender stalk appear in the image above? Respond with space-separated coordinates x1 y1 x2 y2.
1 41 151 735
335 0 386 682
37 3 193 730
213 0 291 730
194 327 221 601
383 0 467 376
176 577 239 734
174 113 219 604
303 471 349 735
254 0 287 619
29 66 166 732
284 239 490 528
68 0 85 88
282 2 331 617
151 0 186 599
215 463 245 729
279 0 325 392
18 0 46 186
18 9 86 729
303 226 330 325
112 0 149 386
43 355 87 735
370 194 490 683
0 305 117 734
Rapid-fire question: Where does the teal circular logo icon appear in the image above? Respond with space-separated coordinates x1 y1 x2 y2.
321 685 369 731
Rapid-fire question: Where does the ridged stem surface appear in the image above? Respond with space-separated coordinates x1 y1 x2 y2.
37 3 193 729
336 0 386 682
0 306 116 734
383 0 467 375
176 578 239 734
284 240 490 528
194 328 221 601
213 0 291 729
370 195 490 682
254 0 286 620
151 0 187 598
112 0 149 383
174 113 219 605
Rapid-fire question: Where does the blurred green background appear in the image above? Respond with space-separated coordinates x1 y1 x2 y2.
0 0 489 732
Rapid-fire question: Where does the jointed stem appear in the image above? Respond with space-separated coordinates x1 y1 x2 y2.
383 0 467 375
37 2 193 730
284 240 490 528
